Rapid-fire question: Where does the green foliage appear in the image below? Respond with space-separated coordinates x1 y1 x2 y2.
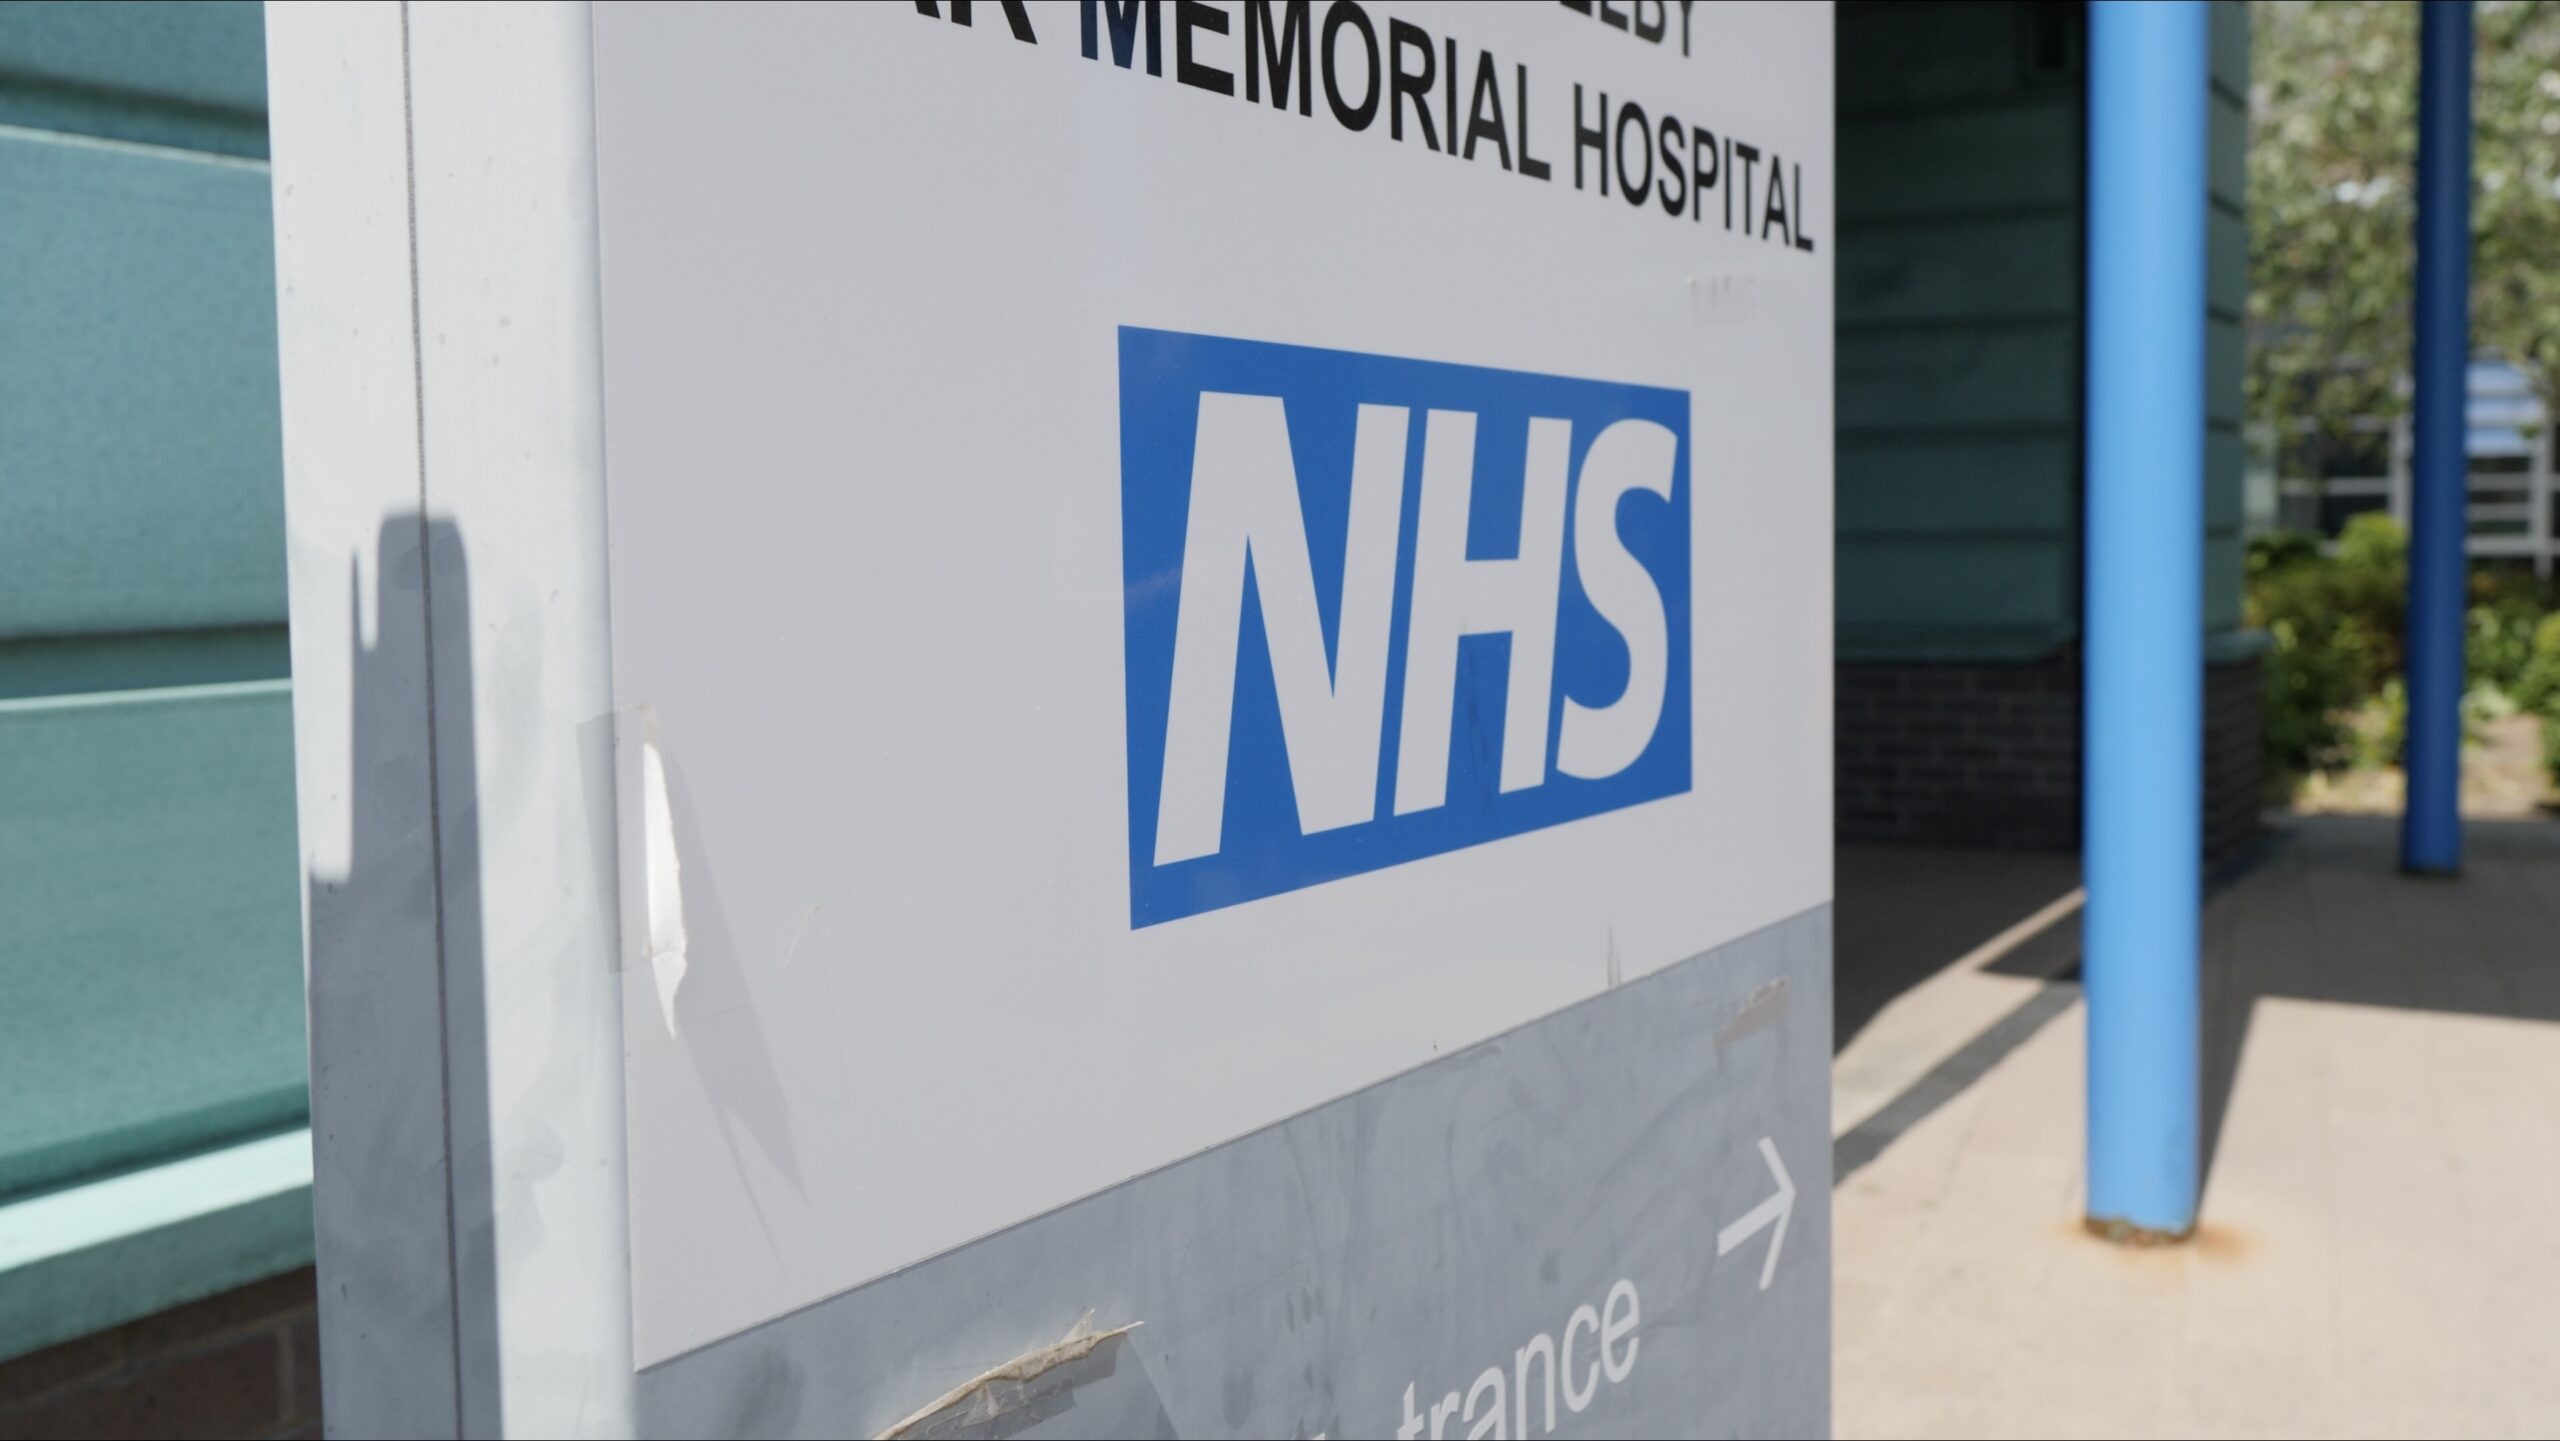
2515 611 2560 712
2253 540 2560 813
2467 584 2550 694
2354 675 2406 768
2249 1 2418 449
2249 516 2409 775
2246 1 2560 790
2261 617 2363 775
2333 508 2410 573
2471 2 2560 409
2246 516 2560 784
2341 662 2517 771
2250 1 2560 446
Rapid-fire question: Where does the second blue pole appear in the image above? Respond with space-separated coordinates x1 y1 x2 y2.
2403 0 2473 877
2084 0 2206 1240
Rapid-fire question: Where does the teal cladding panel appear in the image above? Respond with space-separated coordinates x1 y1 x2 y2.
1839 326 2079 436
0 0 304 1335
2207 531 2245 633
1839 1 2036 115
2209 93 2248 219
1837 1 2251 661
1839 435 2078 536
1838 537 2076 654
2209 314 2245 427
1840 214 2077 328
0 682 306 1200
1836 3 2085 660
2209 204 2248 319
1840 99 2078 223
2207 428 2246 535
0 128 285 640
2212 0 2251 96
2205 13 2248 643
0 625 289 702
0 1141 313 1364
0 1 265 111
0 1 267 156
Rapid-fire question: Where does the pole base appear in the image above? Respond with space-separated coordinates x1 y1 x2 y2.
2083 1214 2194 1247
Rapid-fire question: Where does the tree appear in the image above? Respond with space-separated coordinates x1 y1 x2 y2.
2249 0 2560 466
2469 1 2560 402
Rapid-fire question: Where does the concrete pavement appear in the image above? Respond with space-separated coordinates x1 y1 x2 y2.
1833 817 2560 1438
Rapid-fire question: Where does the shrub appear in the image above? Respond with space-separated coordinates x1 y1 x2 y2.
2515 612 2560 715
2328 512 2409 678
2467 591 2547 696
2247 516 2409 777
2352 676 2406 770
2248 516 2560 787
2260 611 2362 775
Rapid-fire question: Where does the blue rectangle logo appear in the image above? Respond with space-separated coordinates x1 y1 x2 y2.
1121 327 1692 928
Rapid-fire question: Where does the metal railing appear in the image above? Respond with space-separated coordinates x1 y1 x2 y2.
2275 412 2558 578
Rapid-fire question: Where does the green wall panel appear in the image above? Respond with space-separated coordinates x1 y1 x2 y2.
2207 532 2245 633
1840 214 2077 328
1838 1 2251 663
2209 93 2248 215
1838 0 2039 116
0 1 267 157
2209 205 2249 319
0 127 285 640
0 681 305 1200
0 1131 313 1365
1838 537 2076 656
2212 0 2252 96
0 625 289 702
2208 428 2247 535
1836 4 2086 660
0 0 306 1339
1839 326 2079 436
2204 16 2250 648
2209 315 2245 427
1839 435 2077 537
1840 98 2079 224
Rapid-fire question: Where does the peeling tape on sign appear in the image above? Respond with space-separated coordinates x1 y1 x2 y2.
615 704 689 1038
874 1313 1144 1441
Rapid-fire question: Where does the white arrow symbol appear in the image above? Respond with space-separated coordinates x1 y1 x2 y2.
1715 1136 1796 1291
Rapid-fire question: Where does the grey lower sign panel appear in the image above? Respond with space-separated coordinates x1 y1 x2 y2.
633 905 1830 1440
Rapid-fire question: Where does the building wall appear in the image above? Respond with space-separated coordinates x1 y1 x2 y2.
1836 0 2261 855
1839 646 2266 865
1837 0 2086 663
0 0 313 1395
0 1269 318 1441
1837 649 2082 851
2207 2 2250 632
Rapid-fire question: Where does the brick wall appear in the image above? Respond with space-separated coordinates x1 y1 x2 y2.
0 1269 319 1441
2202 651 2265 866
1838 649 2266 863
1837 652 2085 851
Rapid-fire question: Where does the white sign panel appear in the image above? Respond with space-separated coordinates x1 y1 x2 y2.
593 0 1831 1366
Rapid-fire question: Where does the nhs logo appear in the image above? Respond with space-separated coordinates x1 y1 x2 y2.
1121 328 1691 928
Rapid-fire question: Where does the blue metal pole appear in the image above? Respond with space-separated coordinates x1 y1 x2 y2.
2404 0 2473 876
2084 0 2206 1240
